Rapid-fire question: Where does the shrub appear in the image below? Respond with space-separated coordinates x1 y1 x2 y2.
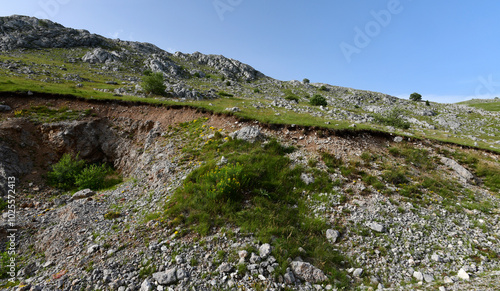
253 88 260 93
218 91 234 97
285 95 299 102
425 100 430 106
47 153 86 190
226 81 231 86
319 85 328 91
373 108 410 129
75 164 110 190
310 94 327 106
303 78 310 84
410 92 422 101
142 72 166 96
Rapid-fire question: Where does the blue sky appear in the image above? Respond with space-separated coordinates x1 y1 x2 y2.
2 0 500 103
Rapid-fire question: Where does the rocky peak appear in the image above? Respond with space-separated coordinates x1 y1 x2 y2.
0 15 109 51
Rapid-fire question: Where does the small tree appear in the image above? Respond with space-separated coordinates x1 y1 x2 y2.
310 94 327 106
410 92 422 102
142 72 166 96
303 78 310 84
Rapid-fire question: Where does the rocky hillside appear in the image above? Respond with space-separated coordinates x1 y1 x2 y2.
0 15 499 291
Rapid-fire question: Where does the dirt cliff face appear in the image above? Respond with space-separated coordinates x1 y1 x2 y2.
0 93 499 291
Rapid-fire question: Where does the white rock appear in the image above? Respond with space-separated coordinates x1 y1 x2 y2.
140 279 152 291
443 276 453 284
87 244 100 254
423 273 434 283
259 243 272 259
326 229 340 243
72 189 95 200
457 268 470 281
413 271 423 281
367 221 386 233
353 268 363 277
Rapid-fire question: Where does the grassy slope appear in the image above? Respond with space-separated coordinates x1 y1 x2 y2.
1 48 499 153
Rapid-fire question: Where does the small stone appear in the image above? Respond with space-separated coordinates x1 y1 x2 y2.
217 263 233 274
439 287 446 291
42 261 54 268
353 268 363 277
291 261 327 283
238 250 248 260
300 173 315 185
326 229 340 243
394 136 403 143
140 279 152 291
72 189 95 200
413 271 423 281
259 243 272 259
284 270 296 284
87 244 100 254
176 268 188 280
443 276 453 284
367 221 386 233
153 268 177 285
423 273 434 283
457 268 470 281
250 253 261 264
431 254 442 262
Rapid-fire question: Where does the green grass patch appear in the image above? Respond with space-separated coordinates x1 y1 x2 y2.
13 105 92 123
46 153 122 191
164 120 349 286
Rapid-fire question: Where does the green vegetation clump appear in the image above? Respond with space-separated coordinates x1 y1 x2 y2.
14 106 92 123
410 92 422 101
310 94 327 106
164 119 349 286
373 108 410 129
303 78 310 84
47 153 121 191
46 153 86 190
218 91 234 97
75 164 111 190
142 71 166 96
285 95 300 102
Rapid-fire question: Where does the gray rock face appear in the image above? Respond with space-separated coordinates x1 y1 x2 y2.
229 126 265 143
189 51 264 81
0 15 109 51
82 48 121 64
153 268 177 285
440 157 475 183
290 261 328 283
0 145 25 196
144 54 183 77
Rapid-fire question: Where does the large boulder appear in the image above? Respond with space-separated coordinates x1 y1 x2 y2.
440 157 475 183
290 260 328 283
229 126 265 143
